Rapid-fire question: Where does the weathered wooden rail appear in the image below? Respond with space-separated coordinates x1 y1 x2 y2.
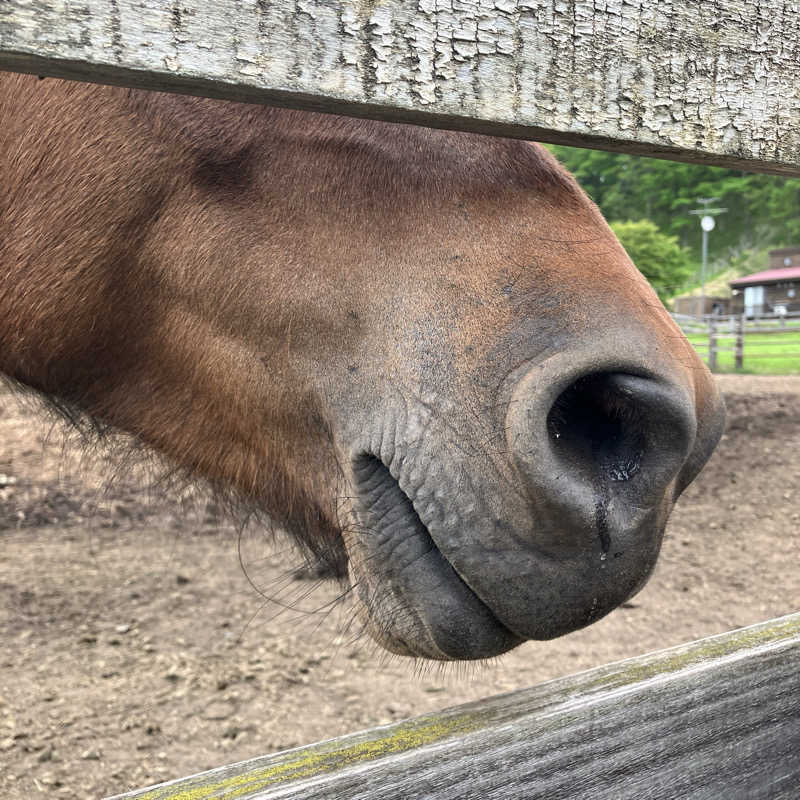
2 0 800 176
109 613 800 800
3 1 799 797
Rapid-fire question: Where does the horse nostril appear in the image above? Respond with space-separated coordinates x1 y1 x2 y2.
545 371 696 502
507 360 699 555
547 372 648 486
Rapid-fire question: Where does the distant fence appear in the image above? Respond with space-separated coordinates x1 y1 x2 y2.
673 312 800 373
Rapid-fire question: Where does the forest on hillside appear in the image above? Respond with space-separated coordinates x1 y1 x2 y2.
549 145 800 300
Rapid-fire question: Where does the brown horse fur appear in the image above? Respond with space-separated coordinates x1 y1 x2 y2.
0 73 724 659
0 74 577 562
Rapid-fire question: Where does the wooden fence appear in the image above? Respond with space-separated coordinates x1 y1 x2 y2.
674 312 800 372
2 1 799 798
3 0 800 173
109 612 800 800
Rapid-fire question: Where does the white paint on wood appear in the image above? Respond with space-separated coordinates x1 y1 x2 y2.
1 0 800 174
110 612 800 799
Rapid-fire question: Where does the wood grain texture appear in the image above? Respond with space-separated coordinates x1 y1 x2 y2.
1 0 800 175
111 612 800 800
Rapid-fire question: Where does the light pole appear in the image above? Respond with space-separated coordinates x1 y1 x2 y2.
689 198 727 317
700 213 715 307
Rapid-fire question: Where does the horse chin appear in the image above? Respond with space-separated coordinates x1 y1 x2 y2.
344 453 522 660
341 434 674 660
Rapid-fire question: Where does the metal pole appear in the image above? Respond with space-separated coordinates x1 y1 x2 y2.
701 226 708 317
689 198 726 320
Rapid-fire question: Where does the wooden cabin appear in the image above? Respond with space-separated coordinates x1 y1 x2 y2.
730 247 800 316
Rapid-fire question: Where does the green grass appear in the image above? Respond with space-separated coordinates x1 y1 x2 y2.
685 330 800 374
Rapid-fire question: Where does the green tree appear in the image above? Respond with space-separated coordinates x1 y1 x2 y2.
609 220 693 301
548 145 800 267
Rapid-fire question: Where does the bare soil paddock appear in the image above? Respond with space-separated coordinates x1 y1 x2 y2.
1 376 799 799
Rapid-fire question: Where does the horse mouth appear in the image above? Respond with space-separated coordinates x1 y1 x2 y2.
350 453 522 660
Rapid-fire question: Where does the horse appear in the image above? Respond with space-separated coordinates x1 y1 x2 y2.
0 72 724 660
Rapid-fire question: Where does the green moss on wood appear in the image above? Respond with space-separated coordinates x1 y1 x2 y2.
124 613 800 799
579 614 800 694
132 712 482 799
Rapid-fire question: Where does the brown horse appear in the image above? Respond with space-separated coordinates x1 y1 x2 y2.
0 73 724 660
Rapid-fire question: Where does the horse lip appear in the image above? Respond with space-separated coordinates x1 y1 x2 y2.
349 452 521 659
348 440 668 650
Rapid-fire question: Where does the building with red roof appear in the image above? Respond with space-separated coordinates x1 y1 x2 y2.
730 247 800 316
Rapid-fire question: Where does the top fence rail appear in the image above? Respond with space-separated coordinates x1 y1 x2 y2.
2 0 800 175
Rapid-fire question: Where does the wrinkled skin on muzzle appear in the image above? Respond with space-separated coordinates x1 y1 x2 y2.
0 77 725 660
328 207 723 659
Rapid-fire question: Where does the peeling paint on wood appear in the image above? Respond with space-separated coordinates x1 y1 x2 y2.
110 612 800 799
1 0 800 174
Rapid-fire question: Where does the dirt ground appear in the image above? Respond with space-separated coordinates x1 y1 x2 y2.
1 375 799 799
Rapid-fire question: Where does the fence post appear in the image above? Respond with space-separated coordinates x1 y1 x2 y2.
708 317 718 372
734 314 744 370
